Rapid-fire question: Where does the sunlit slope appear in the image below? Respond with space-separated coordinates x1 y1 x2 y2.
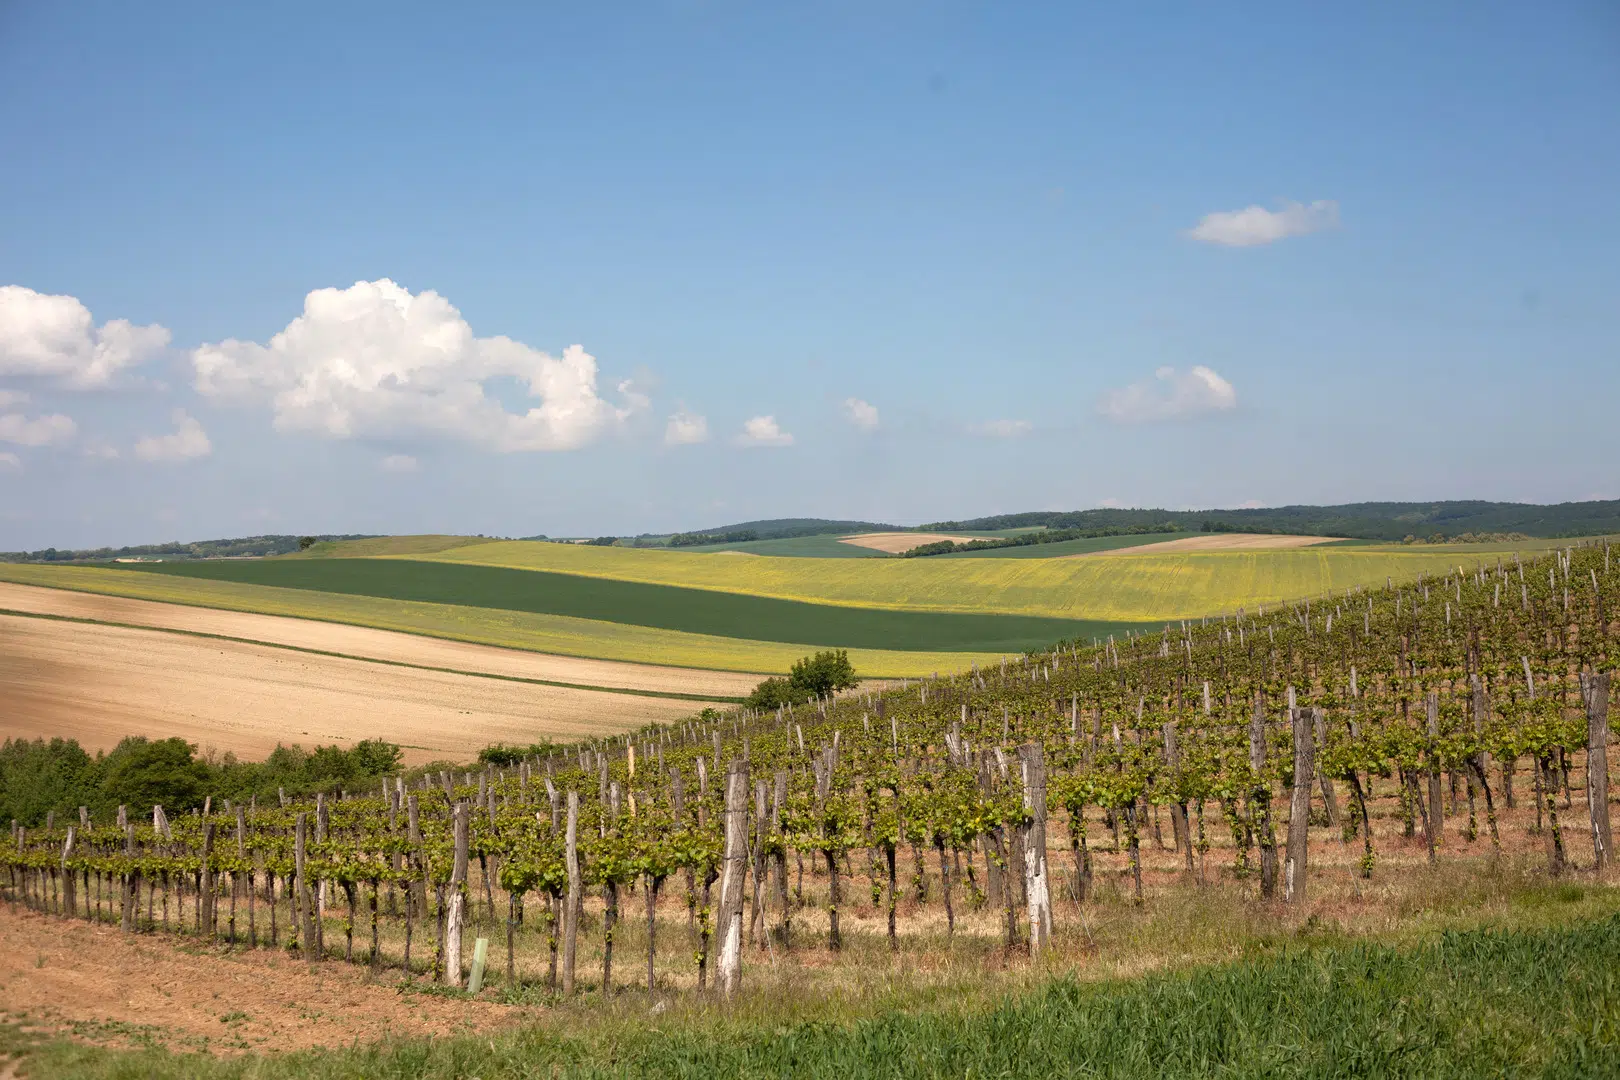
416 540 1504 621
0 563 999 676
288 535 498 558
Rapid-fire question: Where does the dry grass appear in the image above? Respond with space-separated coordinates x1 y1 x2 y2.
0 614 696 765
837 533 975 554
0 581 757 698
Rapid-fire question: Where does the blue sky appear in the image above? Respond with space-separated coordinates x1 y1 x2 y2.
2 2 1616 548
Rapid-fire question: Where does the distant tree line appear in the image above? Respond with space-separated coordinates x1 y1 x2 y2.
0 534 378 564
1400 532 1532 545
918 500 1620 542
668 529 760 547
900 523 1183 558
0 736 405 827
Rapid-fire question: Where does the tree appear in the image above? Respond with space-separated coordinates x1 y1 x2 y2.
0 738 95 826
298 536 318 550
790 650 859 699
100 737 210 813
746 651 860 709
745 677 799 710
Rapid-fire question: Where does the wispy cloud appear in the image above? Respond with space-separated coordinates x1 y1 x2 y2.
735 415 794 447
380 454 419 473
664 409 709 446
842 398 879 431
1098 366 1237 423
0 451 21 473
1187 200 1338 247
969 418 1032 438
0 411 76 447
135 409 212 462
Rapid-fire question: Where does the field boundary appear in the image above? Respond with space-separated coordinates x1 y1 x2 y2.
0 607 747 704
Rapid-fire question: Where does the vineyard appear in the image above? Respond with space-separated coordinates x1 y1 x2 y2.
4 541 1617 1001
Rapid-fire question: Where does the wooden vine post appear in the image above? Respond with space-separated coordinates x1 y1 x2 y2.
443 801 469 987
200 821 216 938
717 759 751 996
1250 695 1278 900
562 791 580 995
1018 743 1052 954
1283 707 1315 905
1162 719 1193 872
1585 672 1612 870
1425 692 1443 863
295 812 318 960
59 827 76 920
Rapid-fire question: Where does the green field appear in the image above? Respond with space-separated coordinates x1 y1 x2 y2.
6 533 1570 677
0 563 998 676
675 534 889 557
418 538 1520 621
114 558 1143 652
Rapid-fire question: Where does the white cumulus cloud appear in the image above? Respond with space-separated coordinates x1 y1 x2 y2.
192 279 640 452
970 418 1032 438
0 411 76 447
135 409 212 462
842 397 879 431
379 454 419 473
664 409 709 446
735 415 793 447
0 452 20 473
1186 200 1339 247
1098 365 1237 423
0 285 170 387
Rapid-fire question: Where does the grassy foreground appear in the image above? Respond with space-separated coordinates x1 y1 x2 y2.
9 909 1618 1078
0 563 998 676
419 539 1523 620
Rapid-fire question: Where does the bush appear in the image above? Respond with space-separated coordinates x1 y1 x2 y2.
100 737 211 814
0 738 95 826
745 676 801 710
746 650 860 709
790 649 858 698
478 742 551 767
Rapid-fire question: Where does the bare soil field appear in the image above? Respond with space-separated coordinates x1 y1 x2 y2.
838 532 975 553
0 614 699 765
0 581 757 698
1063 532 1338 557
0 905 526 1054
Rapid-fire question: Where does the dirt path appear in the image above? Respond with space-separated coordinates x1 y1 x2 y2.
1062 533 1338 556
0 614 699 764
0 581 757 698
0 905 525 1055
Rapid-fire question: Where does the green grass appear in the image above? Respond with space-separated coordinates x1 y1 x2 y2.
14 912 1619 1078
115 558 1147 652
